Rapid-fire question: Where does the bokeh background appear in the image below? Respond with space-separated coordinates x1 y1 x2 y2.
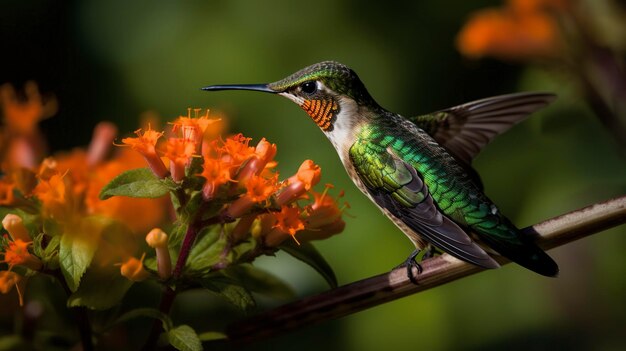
2 0 625 350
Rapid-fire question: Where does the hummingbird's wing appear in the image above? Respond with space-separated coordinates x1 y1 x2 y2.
349 144 499 269
409 92 556 164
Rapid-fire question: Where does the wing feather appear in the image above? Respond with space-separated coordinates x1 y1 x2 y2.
410 92 556 163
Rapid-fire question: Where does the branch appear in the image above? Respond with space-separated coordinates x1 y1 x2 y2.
225 194 626 343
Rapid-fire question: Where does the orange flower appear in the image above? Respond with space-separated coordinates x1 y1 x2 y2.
2 237 41 270
237 138 278 183
456 0 562 61
33 172 70 219
120 253 150 282
0 81 56 136
274 205 305 237
277 160 321 205
5 167 37 196
0 181 15 206
244 174 278 203
220 134 255 169
171 108 219 147
85 149 169 234
2 214 31 242
0 270 23 306
121 127 169 178
164 137 197 182
199 156 234 200
86 122 118 167
226 174 279 218
264 205 305 246
305 185 346 229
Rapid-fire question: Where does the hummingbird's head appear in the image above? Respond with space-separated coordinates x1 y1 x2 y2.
202 61 377 132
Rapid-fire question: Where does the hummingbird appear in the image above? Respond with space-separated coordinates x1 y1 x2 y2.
202 61 559 279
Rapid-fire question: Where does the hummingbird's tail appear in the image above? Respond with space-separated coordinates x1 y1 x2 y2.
474 220 559 277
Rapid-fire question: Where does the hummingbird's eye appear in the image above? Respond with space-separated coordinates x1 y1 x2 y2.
300 81 317 95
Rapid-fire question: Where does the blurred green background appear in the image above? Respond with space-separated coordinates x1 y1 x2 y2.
2 0 625 350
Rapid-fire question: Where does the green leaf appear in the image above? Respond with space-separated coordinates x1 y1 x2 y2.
200 277 256 311
43 217 63 237
197 331 227 342
113 307 174 331
33 234 60 269
183 191 206 219
99 168 169 200
67 267 133 310
59 217 107 292
168 221 188 247
167 325 202 351
0 335 26 351
279 240 337 289
224 264 295 300
186 226 228 274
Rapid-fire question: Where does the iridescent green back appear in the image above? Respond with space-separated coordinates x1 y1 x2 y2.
349 112 558 276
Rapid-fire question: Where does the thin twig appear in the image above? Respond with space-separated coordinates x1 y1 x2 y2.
225 195 626 343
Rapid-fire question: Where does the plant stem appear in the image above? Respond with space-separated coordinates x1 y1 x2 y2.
75 307 94 351
51 271 94 351
141 286 176 351
142 221 201 350
224 195 626 343
172 222 200 279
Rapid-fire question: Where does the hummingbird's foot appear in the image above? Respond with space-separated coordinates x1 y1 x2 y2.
393 249 423 284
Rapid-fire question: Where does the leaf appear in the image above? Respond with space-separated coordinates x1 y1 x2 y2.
113 307 174 331
279 240 337 288
67 267 133 310
167 325 202 351
0 335 26 351
186 226 228 274
34 234 60 269
197 331 227 342
59 217 107 292
99 168 169 200
167 221 188 247
200 277 256 311
224 264 295 300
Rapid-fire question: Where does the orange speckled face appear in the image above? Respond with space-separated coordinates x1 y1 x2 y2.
300 99 338 131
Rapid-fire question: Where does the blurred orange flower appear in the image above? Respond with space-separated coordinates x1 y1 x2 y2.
457 0 566 60
0 270 23 305
0 82 56 136
0 181 15 206
1 237 41 271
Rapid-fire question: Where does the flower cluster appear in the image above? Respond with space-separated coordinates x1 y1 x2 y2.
456 0 567 61
0 82 348 349
120 109 348 281
456 0 626 150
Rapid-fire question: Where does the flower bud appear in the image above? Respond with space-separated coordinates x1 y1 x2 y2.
145 229 171 280
2 214 31 242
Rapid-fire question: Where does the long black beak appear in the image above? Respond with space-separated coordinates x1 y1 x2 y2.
201 84 277 93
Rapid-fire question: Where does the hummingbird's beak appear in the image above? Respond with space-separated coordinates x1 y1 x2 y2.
201 84 277 93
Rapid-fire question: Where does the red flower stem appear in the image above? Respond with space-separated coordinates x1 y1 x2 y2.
172 222 200 279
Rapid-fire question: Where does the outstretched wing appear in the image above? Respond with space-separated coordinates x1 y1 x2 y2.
410 92 556 163
349 142 499 269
